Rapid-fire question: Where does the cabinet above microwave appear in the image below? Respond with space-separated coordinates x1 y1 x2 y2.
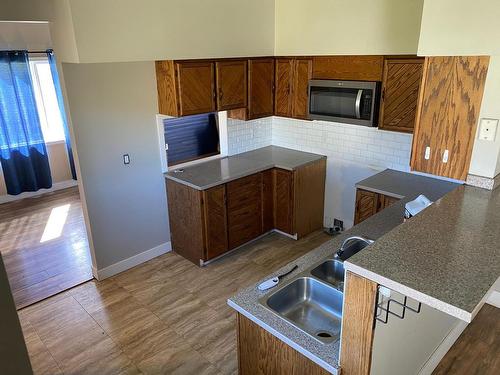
308 80 380 127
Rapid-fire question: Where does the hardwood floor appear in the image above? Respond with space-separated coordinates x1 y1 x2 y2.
14 224 498 375
18 230 331 375
433 303 500 375
0 187 92 309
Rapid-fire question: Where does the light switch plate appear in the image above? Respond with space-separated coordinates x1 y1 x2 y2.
478 118 498 141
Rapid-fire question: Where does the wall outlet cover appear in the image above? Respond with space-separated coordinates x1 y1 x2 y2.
478 118 498 141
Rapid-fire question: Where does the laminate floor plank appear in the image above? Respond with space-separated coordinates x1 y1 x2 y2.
0 187 92 309
433 303 500 375
19 229 330 375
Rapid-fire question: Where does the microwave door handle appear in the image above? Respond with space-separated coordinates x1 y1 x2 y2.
355 89 363 119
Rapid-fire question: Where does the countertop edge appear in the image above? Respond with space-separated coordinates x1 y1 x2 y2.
344 261 473 322
227 299 339 374
164 155 327 190
354 183 405 199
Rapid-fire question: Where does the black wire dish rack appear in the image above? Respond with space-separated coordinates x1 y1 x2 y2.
375 285 422 324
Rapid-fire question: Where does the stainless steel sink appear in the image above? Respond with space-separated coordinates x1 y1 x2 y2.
310 260 345 289
263 277 343 343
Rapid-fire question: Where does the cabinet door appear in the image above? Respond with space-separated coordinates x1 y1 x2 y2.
176 61 216 116
354 189 379 225
378 194 399 212
292 58 312 120
274 169 294 234
379 58 424 133
411 56 489 180
216 60 247 111
312 56 384 81
262 169 274 233
248 58 275 119
203 185 228 260
274 58 294 117
227 174 263 249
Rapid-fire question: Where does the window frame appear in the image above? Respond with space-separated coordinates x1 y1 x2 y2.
28 55 66 145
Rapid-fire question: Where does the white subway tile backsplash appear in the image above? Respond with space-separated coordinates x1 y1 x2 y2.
226 115 413 172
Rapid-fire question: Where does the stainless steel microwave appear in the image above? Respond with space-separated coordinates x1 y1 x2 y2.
308 80 380 126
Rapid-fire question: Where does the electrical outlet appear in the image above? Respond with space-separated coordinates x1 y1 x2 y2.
123 154 130 165
333 219 344 232
478 118 498 141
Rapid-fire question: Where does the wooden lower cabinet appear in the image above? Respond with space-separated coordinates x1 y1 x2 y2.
203 185 228 260
227 174 263 249
354 188 400 225
274 168 294 234
237 313 330 375
166 159 326 265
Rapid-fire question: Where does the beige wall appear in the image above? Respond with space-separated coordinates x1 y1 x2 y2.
418 0 500 178
0 0 79 62
275 0 424 55
66 0 275 62
418 0 500 56
0 142 72 196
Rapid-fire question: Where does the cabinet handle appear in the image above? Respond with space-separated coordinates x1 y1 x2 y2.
382 88 385 101
219 88 223 102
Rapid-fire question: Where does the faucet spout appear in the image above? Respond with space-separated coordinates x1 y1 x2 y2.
335 236 374 259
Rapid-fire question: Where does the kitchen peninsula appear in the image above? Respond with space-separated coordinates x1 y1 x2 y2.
229 170 500 374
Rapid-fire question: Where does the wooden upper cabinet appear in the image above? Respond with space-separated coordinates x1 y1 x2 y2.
411 56 489 180
292 58 313 120
379 58 424 133
248 58 275 119
215 60 247 111
274 58 295 117
175 61 216 116
274 58 312 119
312 56 384 81
203 185 228 260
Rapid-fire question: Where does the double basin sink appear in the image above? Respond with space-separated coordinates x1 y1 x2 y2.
259 238 371 344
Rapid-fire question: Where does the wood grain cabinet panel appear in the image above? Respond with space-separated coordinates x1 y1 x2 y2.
175 61 216 116
354 188 400 225
238 313 330 375
215 60 247 111
411 56 489 180
166 180 205 264
227 173 263 249
312 55 384 81
248 58 275 119
274 58 295 117
354 189 379 225
262 169 274 233
292 58 313 120
379 58 424 133
203 185 228 260
274 169 294 234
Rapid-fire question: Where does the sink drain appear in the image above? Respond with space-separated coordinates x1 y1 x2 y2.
315 331 333 339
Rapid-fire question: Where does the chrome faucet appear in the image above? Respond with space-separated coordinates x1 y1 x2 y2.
335 236 374 259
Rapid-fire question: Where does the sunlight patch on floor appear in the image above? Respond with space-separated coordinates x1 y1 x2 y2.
40 204 71 243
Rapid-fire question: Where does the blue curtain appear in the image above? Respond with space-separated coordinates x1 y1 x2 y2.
47 50 76 180
0 51 52 195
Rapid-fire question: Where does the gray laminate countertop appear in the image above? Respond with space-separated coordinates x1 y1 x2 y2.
228 169 460 373
164 146 326 190
346 184 500 323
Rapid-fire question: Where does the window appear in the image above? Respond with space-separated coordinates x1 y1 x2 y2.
164 113 220 166
29 57 66 143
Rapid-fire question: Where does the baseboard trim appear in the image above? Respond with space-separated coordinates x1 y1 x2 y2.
486 290 500 308
93 241 172 280
0 179 78 204
418 320 468 375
